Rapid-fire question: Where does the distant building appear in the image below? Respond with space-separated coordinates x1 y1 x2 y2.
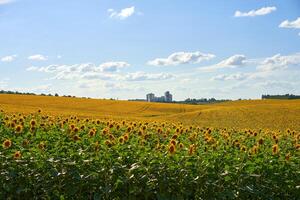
165 91 173 102
146 91 173 102
146 93 155 102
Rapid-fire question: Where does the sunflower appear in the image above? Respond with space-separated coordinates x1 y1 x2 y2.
123 134 129 142
109 134 115 141
168 144 176 154
138 130 143 136
14 151 21 159
272 144 279 155
170 139 176 146
30 126 36 133
251 145 259 155
73 127 79 133
102 129 108 135
172 134 178 140
73 135 80 141
69 124 75 130
179 143 184 149
118 137 124 144
104 140 112 147
258 138 264 145
30 119 36 127
10 121 16 128
188 144 195 155
15 124 23 134
3 139 12 149
89 130 96 137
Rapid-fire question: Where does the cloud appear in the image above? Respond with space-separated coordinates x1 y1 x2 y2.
99 61 130 72
103 82 128 91
256 81 295 90
148 51 215 66
124 72 174 81
279 17 300 29
1 55 17 62
26 61 130 81
28 54 48 61
234 6 276 17
108 6 135 20
199 54 246 71
0 0 14 5
257 53 300 72
211 73 248 81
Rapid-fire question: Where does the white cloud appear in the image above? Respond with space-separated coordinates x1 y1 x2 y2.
124 72 174 81
0 0 14 5
199 54 246 71
108 6 135 20
28 54 48 61
256 81 295 90
57 55 62 59
103 82 128 91
257 53 300 72
1 55 17 62
234 6 276 17
279 17 300 29
148 51 215 66
99 61 130 72
26 61 130 81
211 73 248 81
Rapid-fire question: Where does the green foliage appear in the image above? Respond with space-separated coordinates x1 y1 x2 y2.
0 112 300 199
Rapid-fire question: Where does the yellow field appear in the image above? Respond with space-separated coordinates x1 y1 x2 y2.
0 94 300 131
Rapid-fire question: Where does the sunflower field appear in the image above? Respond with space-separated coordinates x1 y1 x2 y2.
0 109 300 199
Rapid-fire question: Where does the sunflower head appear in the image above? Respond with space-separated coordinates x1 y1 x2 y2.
15 125 23 134
119 137 124 144
30 119 36 127
89 130 96 137
188 144 196 155
272 144 279 155
2 139 12 149
73 135 80 141
73 127 79 133
172 134 178 140
179 143 184 149
104 140 112 147
14 151 21 159
170 139 176 146
168 144 176 154
123 134 129 142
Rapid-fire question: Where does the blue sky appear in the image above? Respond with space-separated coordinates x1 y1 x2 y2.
0 0 300 100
